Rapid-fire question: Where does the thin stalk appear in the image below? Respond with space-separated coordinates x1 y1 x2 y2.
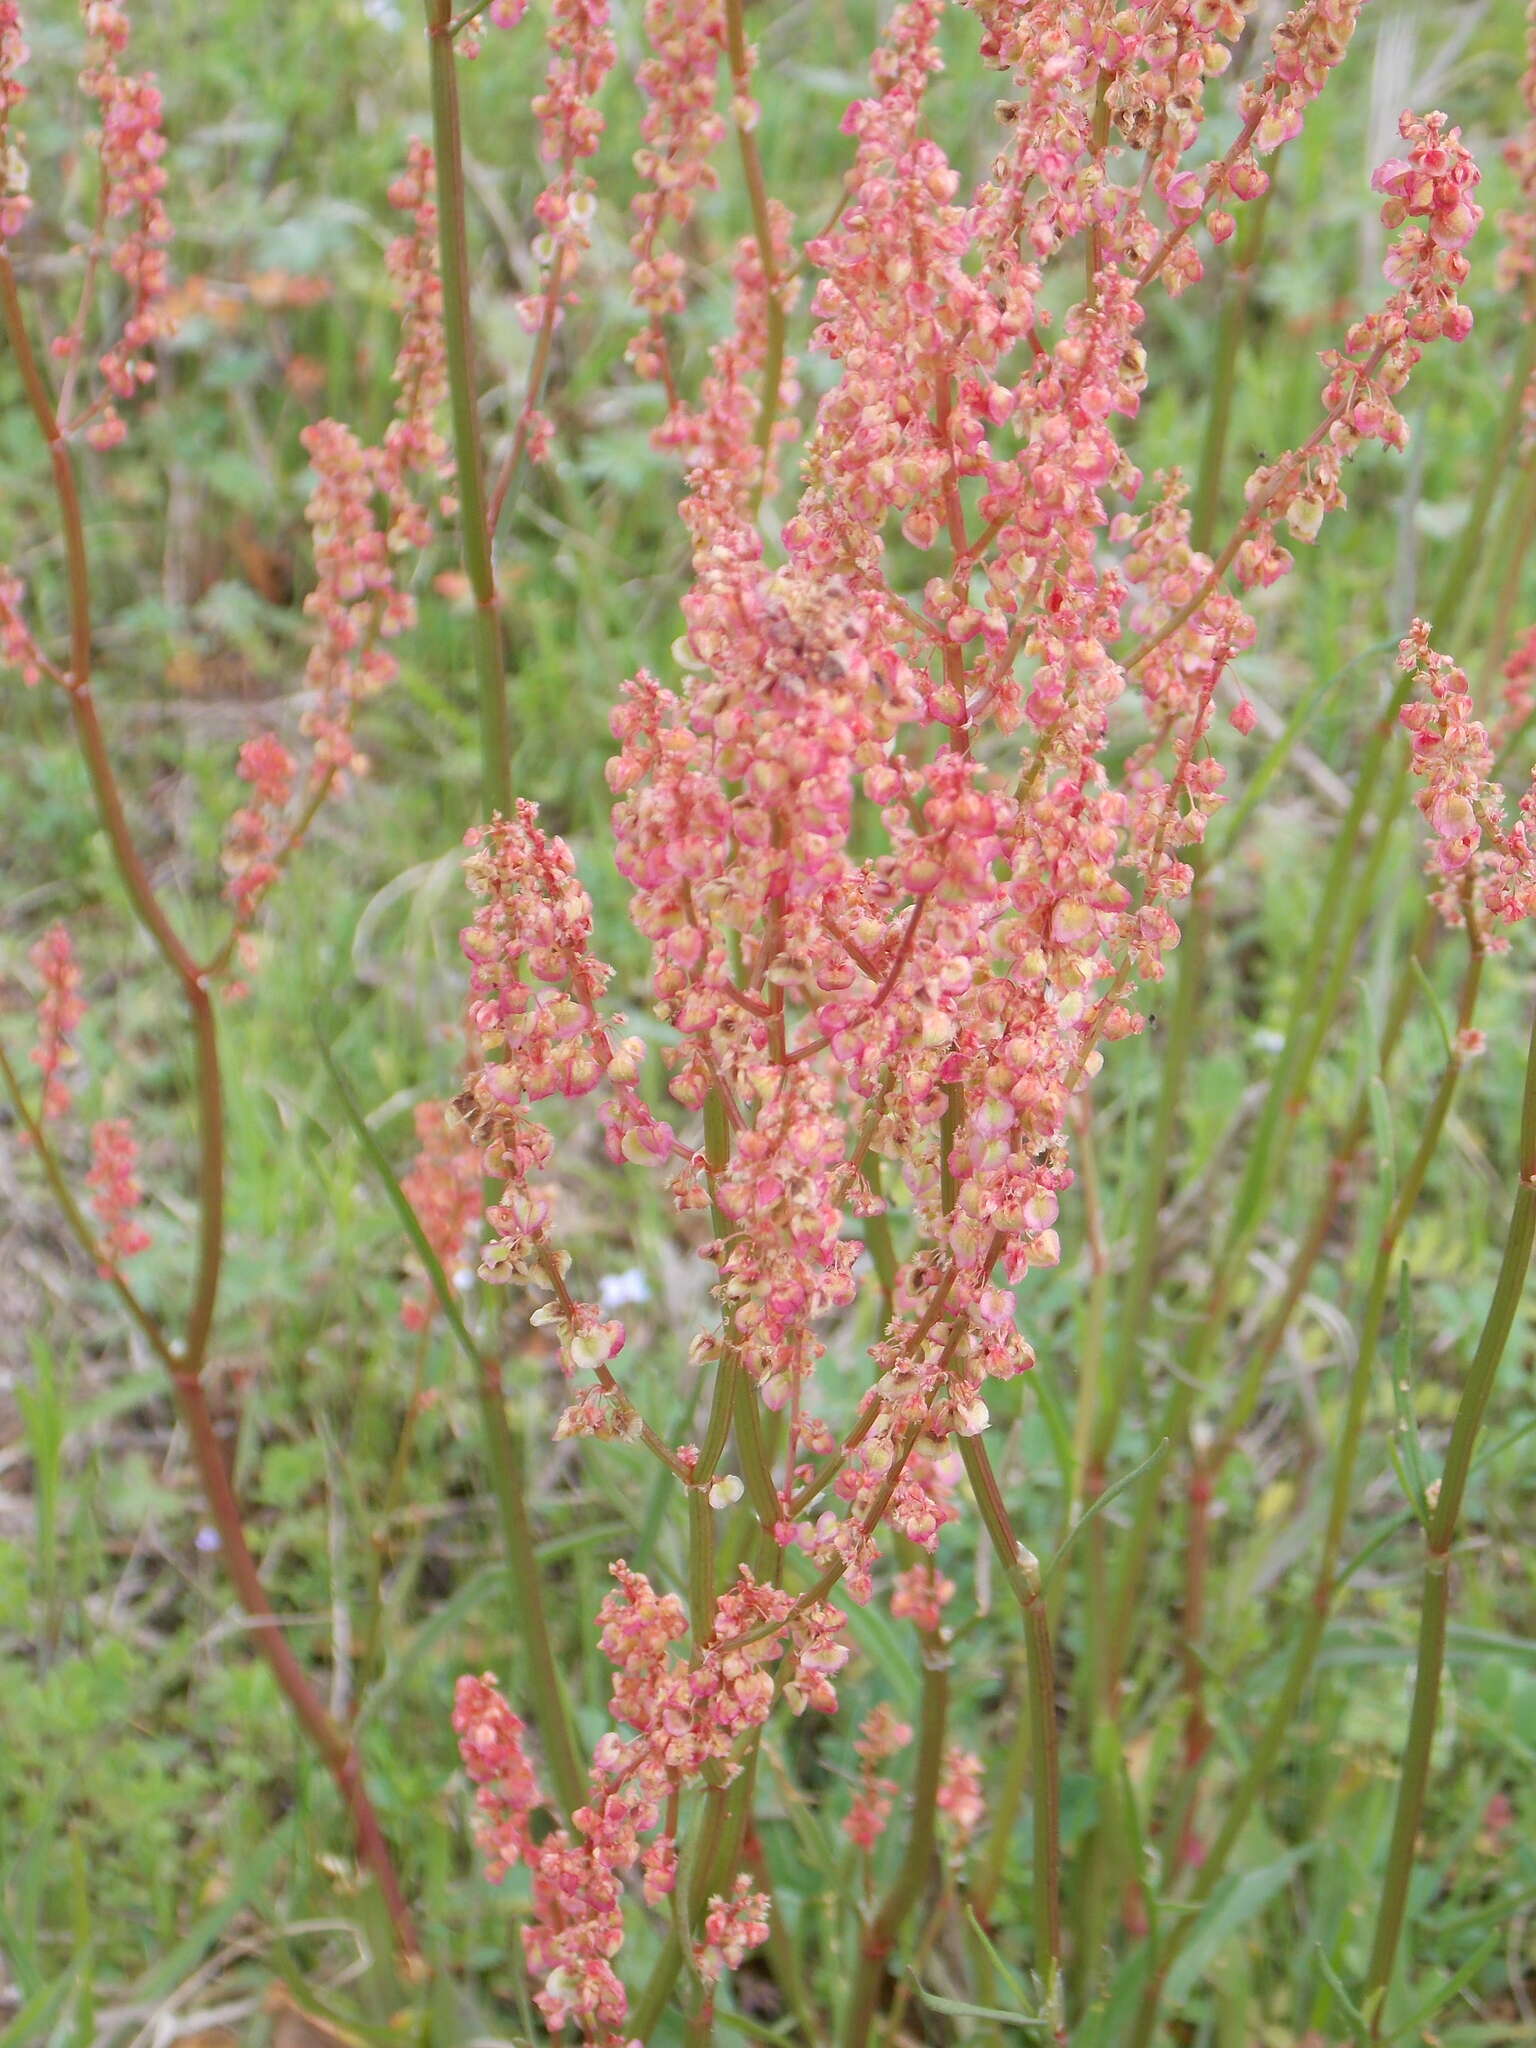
173 1369 419 1953
1089 182 1270 1743
424 0 511 817
0 254 419 1961
1478 448 1536 700
968 1650 1029 1922
1066 1097 1110 1528
1095 866 1206 1469
1128 934 1488 2048
477 1358 588 1817
418 3 591 1821
1447 315 1536 645
0 1042 176 1373
322 1037 590 1818
723 0 786 512
631 1788 730 2038
841 1637 950 2048
1107 674 1409 1685
959 1437 1063 2030
745 1825 821 2043
1190 182 1273 555
1361 999 1536 2031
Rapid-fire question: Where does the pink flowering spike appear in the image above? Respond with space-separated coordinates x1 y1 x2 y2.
298 418 411 786
1497 7 1536 302
220 731 297 925
936 1744 984 1846
844 1703 913 1848
75 0 176 440
86 1117 151 1274
458 805 675 1315
452 1672 545 1881
0 2 31 246
381 138 452 541
628 0 727 364
398 1099 482 1330
517 0 618 359
695 1874 771 1986
1216 113 1481 593
29 922 85 1121
1398 620 1499 915
0 567 45 685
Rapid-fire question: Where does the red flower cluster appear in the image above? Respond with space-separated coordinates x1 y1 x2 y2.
455 1561 838 2041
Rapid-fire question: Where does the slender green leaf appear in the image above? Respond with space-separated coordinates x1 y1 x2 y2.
1164 1847 1312 2006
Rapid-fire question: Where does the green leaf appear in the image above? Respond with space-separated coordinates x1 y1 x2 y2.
1044 1439 1169 1590
1314 1941 1371 2032
904 1974 1050 2027
0 1971 74 2048
1164 1846 1312 2006
1387 1924 1503 2042
1411 954 1456 1064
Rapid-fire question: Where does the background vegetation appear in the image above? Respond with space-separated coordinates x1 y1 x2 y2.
3 1 1536 2043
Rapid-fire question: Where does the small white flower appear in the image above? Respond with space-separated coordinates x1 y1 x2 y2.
598 1265 651 1311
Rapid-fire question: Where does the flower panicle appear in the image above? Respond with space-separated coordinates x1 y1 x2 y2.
1399 619 1536 932
399 1098 482 1330
456 1562 818 2039
0 1 30 245
66 1 176 450
29 922 85 1122
86 1115 150 1273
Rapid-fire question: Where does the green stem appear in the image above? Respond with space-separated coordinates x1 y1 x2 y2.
723 0 787 512
0 1041 180 1373
0 252 423 1959
1128 935 1487 2048
1478 448 1536 698
1361 998 1536 2031
1108 677 1407 1683
1441 317 1536 642
840 1637 949 2048
477 1358 587 1817
424 0 510 817
1190 181 1273 556
1096 866 1206 1470
969 1651 1030 1925
959 1438 1063 2025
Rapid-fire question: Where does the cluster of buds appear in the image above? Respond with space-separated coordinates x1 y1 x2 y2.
0 1 29 243
221 138 451 944
509 0 618 386
221 733 297 926
844 1702 914 1850
74 0 175 448
29 924 85 1121
453 0 527 62
455 1561 838 2042
1234 111 1482 588
85 1117 151 1274
398 1099 482 1331
382 137 453 546
17 925 151 1274
1399 621 1536 931
628 0 726 335
450 7 1495 1739
455 806 674 1413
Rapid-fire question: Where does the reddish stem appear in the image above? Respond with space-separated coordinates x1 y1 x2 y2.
0 251 420 1964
